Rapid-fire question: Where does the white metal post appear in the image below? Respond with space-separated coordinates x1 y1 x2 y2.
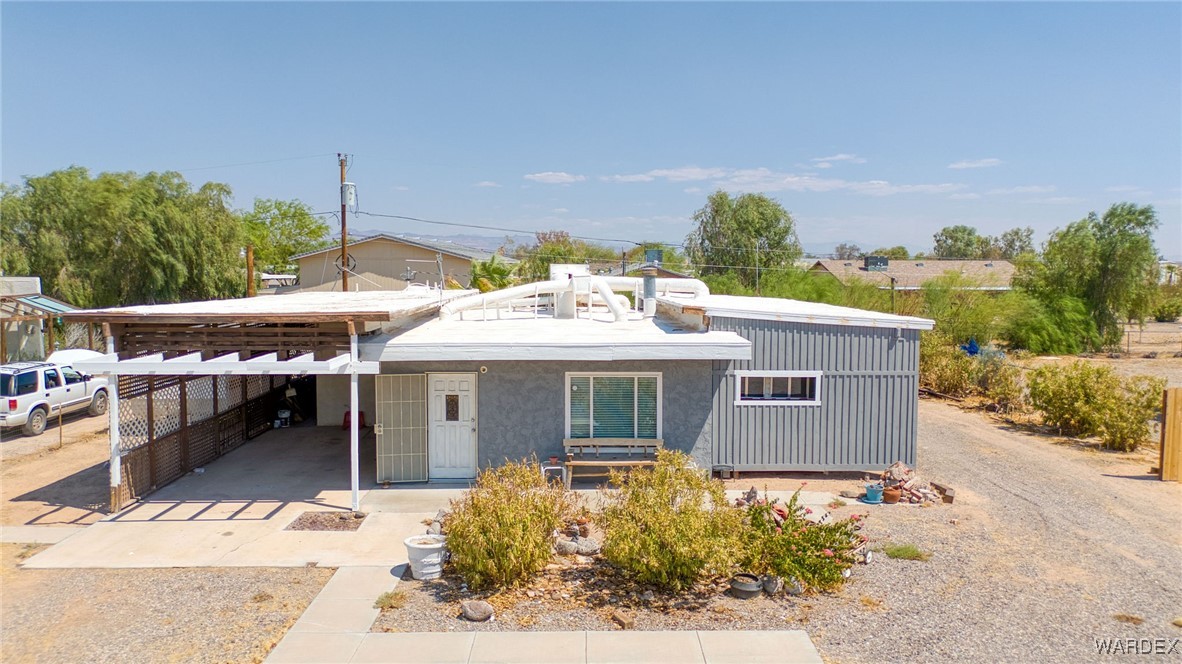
349 332 360 512
105 334 121 507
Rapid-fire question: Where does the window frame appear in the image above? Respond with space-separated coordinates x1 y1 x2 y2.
564 372 663 439
733 370 823 406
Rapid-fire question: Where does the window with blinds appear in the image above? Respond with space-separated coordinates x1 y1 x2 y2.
567 373 660 439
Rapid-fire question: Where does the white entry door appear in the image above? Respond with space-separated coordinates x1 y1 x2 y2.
428 373 478 479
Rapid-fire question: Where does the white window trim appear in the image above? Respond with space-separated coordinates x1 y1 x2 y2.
733 370 823 406
565 372 663 439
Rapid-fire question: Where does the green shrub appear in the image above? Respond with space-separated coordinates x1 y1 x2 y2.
1153 299 1182 323
1000 293 1100 355
740 491 861 592
919 333 981 397
599 450 743 591
443 459 574 591
977 355 1025 413
1028 362 1165 451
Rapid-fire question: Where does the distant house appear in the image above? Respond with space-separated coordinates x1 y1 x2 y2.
287 233 513 292
809 257 1015 291
0 277 85 362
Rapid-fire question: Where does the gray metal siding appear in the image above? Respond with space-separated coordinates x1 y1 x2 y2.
379 360 714 471
710 318 920 470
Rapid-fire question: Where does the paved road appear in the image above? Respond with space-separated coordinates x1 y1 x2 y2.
811 401 1182 663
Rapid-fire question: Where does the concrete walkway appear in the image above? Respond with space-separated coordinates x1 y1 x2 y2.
270 628 823 664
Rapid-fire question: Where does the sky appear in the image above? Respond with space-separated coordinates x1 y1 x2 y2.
3 2 1180 258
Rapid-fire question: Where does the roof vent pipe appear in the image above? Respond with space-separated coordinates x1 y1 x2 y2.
642 267 657 318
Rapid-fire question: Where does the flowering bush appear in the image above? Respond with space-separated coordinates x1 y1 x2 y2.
740 490 861 592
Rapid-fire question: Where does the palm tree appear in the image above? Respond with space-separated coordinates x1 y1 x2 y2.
470 255 516 293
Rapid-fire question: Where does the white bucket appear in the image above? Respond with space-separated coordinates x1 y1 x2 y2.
404 534 447 580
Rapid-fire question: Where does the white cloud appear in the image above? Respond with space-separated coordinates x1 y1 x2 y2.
473 180 501 188
523 171 586 184
948 193 982 200
810 153 867 165
1038 196 1085 205
987 185 1056 195
552 207 569 214
947 158 1003 170
601 164 964 197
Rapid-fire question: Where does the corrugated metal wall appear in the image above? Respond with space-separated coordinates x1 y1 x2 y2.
710 318 919 470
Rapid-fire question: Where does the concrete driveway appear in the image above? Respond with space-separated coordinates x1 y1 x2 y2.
22 425 455 569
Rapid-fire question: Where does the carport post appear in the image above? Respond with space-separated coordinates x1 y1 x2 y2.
104 328 122 511
349 327 360 512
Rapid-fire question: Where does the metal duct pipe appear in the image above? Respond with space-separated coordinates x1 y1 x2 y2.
597 276 710 298
438 279 570 319
571 276 628 322
641 267 657 318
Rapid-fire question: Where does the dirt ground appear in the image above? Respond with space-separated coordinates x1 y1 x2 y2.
1019 320 1182 388
0 416 110 526
0 543 333 664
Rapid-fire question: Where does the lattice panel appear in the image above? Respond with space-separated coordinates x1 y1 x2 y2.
152 382 182 440
118 395 150 451
186 377 215 424
218 410 245 452
154 434 184 487
118 375 151 400
218 376 243 412
245 394 275 439
271 375 285 390
116 445 153 506
188 419 219 468
246 375 268 400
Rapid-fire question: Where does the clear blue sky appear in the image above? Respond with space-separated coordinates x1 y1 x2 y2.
3 2 1179 257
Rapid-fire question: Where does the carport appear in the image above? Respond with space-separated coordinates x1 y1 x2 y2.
61 291 459 512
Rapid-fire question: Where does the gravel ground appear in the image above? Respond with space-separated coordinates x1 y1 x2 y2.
376 400 1182 663
0 544 334 664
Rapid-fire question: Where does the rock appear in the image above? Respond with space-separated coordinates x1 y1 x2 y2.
785 578 804 596
579 524 591 538
839 489 862 499
575 537 601 555
640 590 655 602
611 610 635 629
762 575 784 595
555 539 579 556
460 600 494 622
427 521 442 535
574 554 593 564
1173 617 1182 628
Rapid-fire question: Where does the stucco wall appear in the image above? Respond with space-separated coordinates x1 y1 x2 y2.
377 360 715 469
316 374 376 427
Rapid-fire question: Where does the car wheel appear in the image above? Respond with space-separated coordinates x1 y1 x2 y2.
23 408 47 436
89 390 109 416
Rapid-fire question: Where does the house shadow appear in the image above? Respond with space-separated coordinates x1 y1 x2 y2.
11 460 111 526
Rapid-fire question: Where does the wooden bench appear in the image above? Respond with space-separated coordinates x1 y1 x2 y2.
563 438 663 489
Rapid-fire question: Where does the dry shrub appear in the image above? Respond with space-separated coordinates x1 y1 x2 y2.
920 333 980 397
977 355 1025 413
444 458 574 591
1028 362 1165 451
599 449 742 591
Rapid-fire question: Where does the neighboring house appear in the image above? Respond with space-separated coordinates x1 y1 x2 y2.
810 257 1015 291
0 277 84 362
287 233 513 292
66 275 933 511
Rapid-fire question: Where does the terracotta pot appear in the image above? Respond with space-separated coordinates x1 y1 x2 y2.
882 486 902 504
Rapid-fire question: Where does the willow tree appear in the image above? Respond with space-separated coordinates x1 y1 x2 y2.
685 191 801 290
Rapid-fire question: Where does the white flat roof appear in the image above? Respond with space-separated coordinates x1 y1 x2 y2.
364 312 751 362
661 294 935 330
65 288 473 323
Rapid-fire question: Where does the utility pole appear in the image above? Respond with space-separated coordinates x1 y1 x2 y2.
339 153 349 291
621 250 627 276
246 244 256 297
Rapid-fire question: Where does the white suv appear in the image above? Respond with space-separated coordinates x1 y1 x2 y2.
0 362 110 437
